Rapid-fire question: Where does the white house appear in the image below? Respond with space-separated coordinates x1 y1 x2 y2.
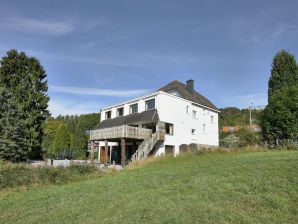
89 80 219 166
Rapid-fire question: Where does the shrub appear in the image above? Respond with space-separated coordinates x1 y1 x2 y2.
0 161 101 190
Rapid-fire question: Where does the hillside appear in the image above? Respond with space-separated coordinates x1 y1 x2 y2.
0 151 297 223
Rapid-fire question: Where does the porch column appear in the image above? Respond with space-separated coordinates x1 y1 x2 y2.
110 146 113 164
104 140 108 166
90 140 95 164
97 144 101 163
132 141 137 155
121 138 126 167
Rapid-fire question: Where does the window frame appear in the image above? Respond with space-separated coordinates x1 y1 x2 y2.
105 110 111 120
165 123 174 135
129 103 138 114
116 107 124 117
145 98 156 110
192 110 197 118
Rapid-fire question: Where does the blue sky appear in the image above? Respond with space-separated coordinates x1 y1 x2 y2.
0 0 297 116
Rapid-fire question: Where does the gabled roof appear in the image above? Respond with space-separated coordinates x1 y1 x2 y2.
158 80 218 110
96 109 159 129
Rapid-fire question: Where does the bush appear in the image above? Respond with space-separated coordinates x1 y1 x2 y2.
236 128 261 147
0 161 101 190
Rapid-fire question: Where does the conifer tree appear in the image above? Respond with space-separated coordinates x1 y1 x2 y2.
51 124 70 156
261 50 298 143
0 88 28 161
0 50 49 159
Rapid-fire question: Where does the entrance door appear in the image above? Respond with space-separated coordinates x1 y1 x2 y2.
165 145 174 156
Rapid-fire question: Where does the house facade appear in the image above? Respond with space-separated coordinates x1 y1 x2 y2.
89 80 219 166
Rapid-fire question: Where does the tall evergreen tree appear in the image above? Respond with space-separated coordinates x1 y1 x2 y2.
0 50 49 159
268 50 298 100
51 124 70 156
261 50 298 143
0 88 28 162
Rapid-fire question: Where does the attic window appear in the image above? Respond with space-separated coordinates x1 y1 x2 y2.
167 89 182 97
105 111 111 119
117 107 124 117
130 103 138 114
145 98 155 110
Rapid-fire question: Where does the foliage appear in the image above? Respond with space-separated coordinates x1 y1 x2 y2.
51 124 70 156
268 50 298 99
0 161 101 189
261 50 298 143
43 113 99 159
0 49 49 160
42 119 64 158
261 85 298 142
219 107 262 129
236 128 261 147
0 88 28 162
0 151 297 223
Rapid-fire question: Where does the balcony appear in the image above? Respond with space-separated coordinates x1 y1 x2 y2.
90 125 152 141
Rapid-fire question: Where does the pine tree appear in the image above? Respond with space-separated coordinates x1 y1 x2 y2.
0 49 49 159
51 124 70 156
0 88 28 162
261 50 298 143
268 50 298 100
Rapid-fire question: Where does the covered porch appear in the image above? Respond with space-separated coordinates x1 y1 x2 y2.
89 125 153 166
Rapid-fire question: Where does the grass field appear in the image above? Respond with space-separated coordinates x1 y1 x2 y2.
0 150 297 223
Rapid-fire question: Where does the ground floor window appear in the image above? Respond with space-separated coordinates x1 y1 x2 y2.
165 145 175 155
165 123 174 135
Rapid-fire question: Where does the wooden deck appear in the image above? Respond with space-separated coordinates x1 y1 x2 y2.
90 125 152 141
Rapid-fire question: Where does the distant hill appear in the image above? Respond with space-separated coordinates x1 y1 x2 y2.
219 107 262 130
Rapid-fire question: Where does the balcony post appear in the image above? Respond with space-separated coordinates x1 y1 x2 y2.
104 140 108 166
90 140 95 164
121 138 126 167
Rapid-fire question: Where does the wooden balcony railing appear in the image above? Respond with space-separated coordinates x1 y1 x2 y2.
90 125 152 140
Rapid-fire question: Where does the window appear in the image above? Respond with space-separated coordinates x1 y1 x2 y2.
117 107 124 117
105 111 111 119
186 106 189 114
192 110 197 118
203 124 206 134
165 123 174 135
211 115 214 124
130 103 138 114
145 98 155 110
191 129 196 135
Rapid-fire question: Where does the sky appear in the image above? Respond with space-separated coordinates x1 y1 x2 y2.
0 0 297 116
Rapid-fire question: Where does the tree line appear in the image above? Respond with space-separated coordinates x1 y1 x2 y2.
43 113 99 159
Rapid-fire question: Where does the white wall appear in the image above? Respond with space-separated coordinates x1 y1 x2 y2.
155 92 219 155
100 93 157 122
99 91 219 156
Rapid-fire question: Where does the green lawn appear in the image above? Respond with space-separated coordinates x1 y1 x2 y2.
0 151 297 224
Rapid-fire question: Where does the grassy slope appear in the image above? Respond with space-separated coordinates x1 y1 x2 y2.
0 151 297 224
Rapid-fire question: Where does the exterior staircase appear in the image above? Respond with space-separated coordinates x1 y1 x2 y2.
131 125 165 162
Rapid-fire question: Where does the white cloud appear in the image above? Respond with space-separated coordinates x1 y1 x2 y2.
48 99 99 117
50 85 150 97
7 17 75 35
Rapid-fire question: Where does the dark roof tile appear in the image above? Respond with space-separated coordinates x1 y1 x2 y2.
158 80 218 110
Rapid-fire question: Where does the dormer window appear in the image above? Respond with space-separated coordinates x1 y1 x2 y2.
145 98 155 110
105 111 111 119
117 107 124 117
130 103 138 114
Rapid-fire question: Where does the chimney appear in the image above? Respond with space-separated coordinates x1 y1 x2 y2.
186 79 194 94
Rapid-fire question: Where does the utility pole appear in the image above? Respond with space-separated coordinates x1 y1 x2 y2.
249 103 253 127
